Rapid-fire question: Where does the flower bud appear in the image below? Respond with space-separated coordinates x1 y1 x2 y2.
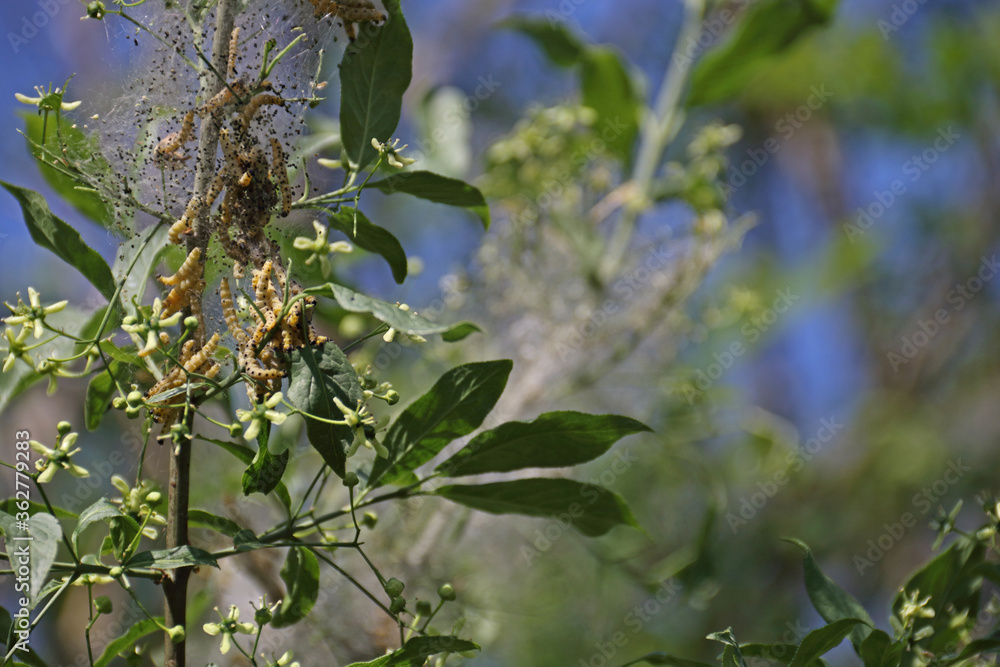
389 596 406 614
255 606 273 626
167 625 186 643
437 584 456 601
361 512 377 528
183 316 199 330
125 406 142 420
86 1 105 19
57 421 73 436
343 472 360 488
109 566 123 578
415 600 433 616
112 397 127 410
384 578 404 598
126 390 144 407
94 596 113 614
228 422 243 438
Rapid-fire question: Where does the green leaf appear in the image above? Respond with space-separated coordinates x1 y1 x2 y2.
0 499 76 520
435 478 640 537
785 539 874 650
369 360 512 488
947 635 1000 664
112 222 170 319
84 363 124 431
707 628 747 667
368 171 490 229
858 629 901 667
739 644 799 665
1 181 116 300
340 0 413 170
286 341 364 479
619 653 716 667
189 509 243 538
789 619 869 667
22 111 112 227
437 411 651 477
242 423 290 496
271 547 320 627
234 529 269 551
328 208 408 284
94 617 164 667
109 514 141 563
314 282 481 340
27 513 61 609
199 437 293 510
72 498 121 551
124 546 219 570
498 16 587 67
686 0 839 107
385 635 480 665
580 46 641 159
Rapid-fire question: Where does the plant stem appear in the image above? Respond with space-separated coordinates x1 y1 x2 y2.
163 2 237 666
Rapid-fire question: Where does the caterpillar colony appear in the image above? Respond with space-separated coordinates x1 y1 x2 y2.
146 19 349 425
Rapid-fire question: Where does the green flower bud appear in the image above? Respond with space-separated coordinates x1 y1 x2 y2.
343 472 360 488
389 596 406 614
228 422 243 438
254 606 273 626
86 1 106 19
112 397 127 410
384 578 405 598
94 596 113 614
437 584 456 601
362 512 377 528
385 390 400 406
415 600 433 616
109 566 123 578
183 316 199 330
125 406 142 420
126 390 144 407
167 624 186 643
56 421 73 436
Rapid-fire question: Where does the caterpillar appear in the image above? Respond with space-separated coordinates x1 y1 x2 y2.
183 333 220 373
220 277 249 346
240 94 284 129
270 138 291 217
227 27 241 79
160 248 202 286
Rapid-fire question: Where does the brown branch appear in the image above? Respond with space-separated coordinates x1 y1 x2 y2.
164 2 237 666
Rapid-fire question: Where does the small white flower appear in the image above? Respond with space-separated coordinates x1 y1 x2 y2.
203 606 255 655
236 393 288 441
3 287 68 339
30 431 89 483
293 220 352 278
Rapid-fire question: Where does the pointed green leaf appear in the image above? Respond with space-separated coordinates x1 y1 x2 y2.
368 360 512 488
199 437 292 509
72 498 122 551
242 423 289 496
271 547 320 627
708 629 747 667
789 619 870 667
581 46 641 159
2 181 116 300
785 538 874 650
368 171 490 229
286 341 364 478
385 636 480 665
435 478 640 537
189 509 242 538
340 0 413 170
328 208 408 284
94 617 164 667
859 629 900 667
498 16 587 67
125 546 219 570
313 282 481 341
437 411 651 477
686 0 839 107
739 644 799 665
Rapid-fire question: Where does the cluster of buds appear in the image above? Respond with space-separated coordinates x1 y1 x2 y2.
3 287 68 340
110 475 166 540
121 298 188 358
333 396 388 458
292 220 353 278
29 422 89 484
355 364 399 405
372 137 416 169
